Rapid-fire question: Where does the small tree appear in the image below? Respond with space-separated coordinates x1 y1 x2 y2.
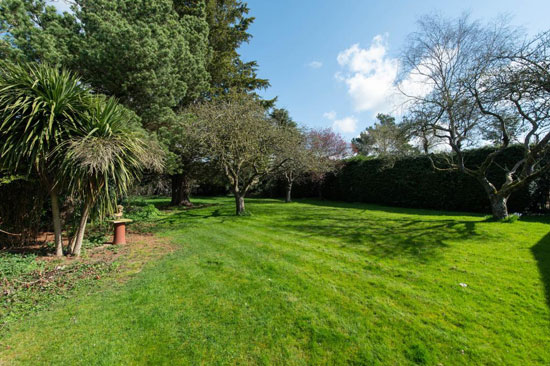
305 128 348 195
0 61 88 256
60 96 163 256
190 96 291 215
274 127 308 203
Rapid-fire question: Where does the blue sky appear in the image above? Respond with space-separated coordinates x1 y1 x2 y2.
48 0 550 140
239 0 550 140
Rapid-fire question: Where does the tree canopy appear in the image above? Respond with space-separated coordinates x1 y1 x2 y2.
352 114 416 157
189 96 292 214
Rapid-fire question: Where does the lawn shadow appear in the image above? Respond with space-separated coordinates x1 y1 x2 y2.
280 211 481 262
295 198 488 218
532 231 550 309
150 204 235 231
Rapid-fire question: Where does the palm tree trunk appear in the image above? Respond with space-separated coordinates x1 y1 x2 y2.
68 231 77 254
71 200 91 257
49 188 64 257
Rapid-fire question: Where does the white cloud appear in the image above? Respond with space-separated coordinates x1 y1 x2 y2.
308 61 323 69
332 116 358 133
336 35 398 114
336 34 433 116
323 111 337 120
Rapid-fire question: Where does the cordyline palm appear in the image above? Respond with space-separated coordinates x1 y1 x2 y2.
59 96 163 256
0 61 88 256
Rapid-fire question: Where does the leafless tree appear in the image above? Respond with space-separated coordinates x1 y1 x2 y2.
401 13 549 219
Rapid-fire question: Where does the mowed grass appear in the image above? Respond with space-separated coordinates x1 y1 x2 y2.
1 197 549 365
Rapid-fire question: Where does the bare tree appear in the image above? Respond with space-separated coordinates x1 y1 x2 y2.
463 30 550 218
400 14 549 219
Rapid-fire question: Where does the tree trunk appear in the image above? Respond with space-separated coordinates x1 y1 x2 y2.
285 181 293 203
49 189 64 257
68 234 76 254
71 201 91 257
171 174 193 207
489 194 509 220
235 193 245 215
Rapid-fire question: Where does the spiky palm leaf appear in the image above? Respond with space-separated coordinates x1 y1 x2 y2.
0 61 88 175
59 96 163 218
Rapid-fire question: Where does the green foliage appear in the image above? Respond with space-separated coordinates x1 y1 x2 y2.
1 254 116 326
499 212 522 223
0 253 43 278
0 61 88 176
204 0 270 100
82 233 107 250
0 0 76 64
125 204 162 221
72 0 210 129
352 113 416 157
0 0 211 130
1 197 549 364
59 95 163 218
270 108 297 128
284 146 538 214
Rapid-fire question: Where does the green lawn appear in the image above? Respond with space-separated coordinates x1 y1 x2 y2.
1 197 549 365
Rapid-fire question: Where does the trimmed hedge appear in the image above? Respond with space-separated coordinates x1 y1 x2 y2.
277 146 546 214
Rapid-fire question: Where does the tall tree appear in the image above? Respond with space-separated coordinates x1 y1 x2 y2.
352 114 416 157
1 0 211 126
71 0 211 130
204 0 270 99
401 14 550 219
0 0 76 64
1 0 213 207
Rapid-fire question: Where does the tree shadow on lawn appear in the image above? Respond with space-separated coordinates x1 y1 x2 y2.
295 198 488 218
149 205 236 232
280 213 481 262
532 231 550 310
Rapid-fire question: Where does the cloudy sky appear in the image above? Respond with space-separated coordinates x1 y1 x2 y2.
239 0 550 140
47 0 550 140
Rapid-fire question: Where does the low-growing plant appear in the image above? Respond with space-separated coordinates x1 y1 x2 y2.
501 212 522 223
0 253 44 278
126 204 161 221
